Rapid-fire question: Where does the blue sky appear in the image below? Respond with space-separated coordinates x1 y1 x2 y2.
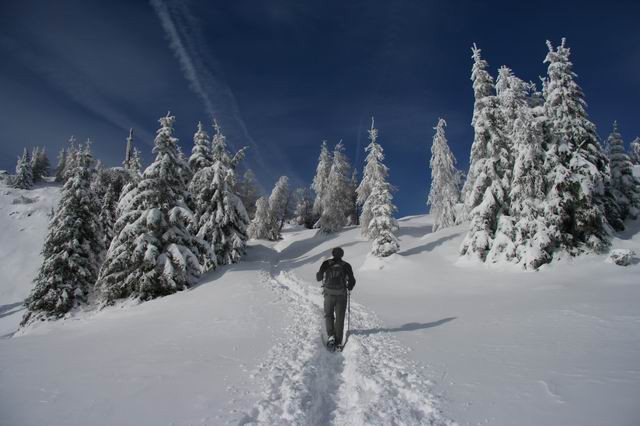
1 0 639 216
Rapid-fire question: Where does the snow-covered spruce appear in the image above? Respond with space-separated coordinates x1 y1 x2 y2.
96 114 204 304
235 169 260 219
293 187 315 228
347 168 359 225
460 44 511 262
427 118 460 232
54 147 67 182
12 148 34 190
461 43 496 212
607 122 640 221
509 103 552 269
543 38 611 254
311 140 332 221
31 146 50 183
357 118 388 236
99 183 118 250
248 197 271 240
190 122 249 268
629 137 640 165
319 141 352 233
188 121 212 174
266 176 291 240
22 144 104 325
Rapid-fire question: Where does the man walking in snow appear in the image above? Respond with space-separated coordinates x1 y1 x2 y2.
316 247 356 350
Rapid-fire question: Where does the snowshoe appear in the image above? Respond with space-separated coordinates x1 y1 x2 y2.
326 335 336 352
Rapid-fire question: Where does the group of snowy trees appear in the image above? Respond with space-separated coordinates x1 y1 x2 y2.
452 39 640 269
22 114 256 325
10 146 50 189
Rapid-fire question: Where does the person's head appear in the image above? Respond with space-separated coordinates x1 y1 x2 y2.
331 247 344 259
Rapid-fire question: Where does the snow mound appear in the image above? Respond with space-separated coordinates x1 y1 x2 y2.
606 249 637 266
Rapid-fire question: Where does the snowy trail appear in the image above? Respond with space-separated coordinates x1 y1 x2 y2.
240 269 450 425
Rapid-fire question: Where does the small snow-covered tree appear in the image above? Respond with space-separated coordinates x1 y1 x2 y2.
629 137 640 165
190 122 249 268
248 197 271 239
293 187 315 228
427 118 460 232
54 147 67 183
189 121 212 173
460 44 511 262
543 38 610 254
12 148 34 189
97 113 204 304
311 141 332 219
357 119 389 236
607 122 640 221
319 142 351 233
130 147 143 176
267 176 291 240
235 169 260 219
22 143 103 325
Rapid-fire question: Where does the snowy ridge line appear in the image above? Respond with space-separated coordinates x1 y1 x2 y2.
241 269 453 425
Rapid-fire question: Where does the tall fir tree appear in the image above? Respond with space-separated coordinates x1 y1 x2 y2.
22 143 103 325
543 38 611 253
97 113 204 304
347 168 359 225
12 148 34 189
248 197 271 239
311 141 332 220
190 122 249 268
188 121 213 173
319 142 351 233
357 119 388 236
629 137 640 165
428 119 460 232
460 45 511 262
607 122 640 221
31 147 49 182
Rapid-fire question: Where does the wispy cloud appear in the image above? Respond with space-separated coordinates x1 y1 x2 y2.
150 0 284 181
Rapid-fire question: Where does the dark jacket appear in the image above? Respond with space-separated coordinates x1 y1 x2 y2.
316 258 356 295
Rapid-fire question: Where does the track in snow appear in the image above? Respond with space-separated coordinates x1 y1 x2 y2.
239 270 451 425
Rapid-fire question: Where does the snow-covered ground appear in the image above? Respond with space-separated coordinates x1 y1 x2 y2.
1 182 639 425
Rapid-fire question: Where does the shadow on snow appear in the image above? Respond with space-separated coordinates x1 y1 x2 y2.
350 317 457 336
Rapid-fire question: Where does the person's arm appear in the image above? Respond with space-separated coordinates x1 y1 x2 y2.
316 260 328 282
345 262 356 290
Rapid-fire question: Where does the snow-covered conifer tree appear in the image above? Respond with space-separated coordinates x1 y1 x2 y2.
12 148 34 189
607 122 640 221
190 121 249 268
461 43 496 209
311 141 332 219
97 113 204 304
31 147 50 182
54 147 67 182
368 182 400 257
130 147 143 176
235 169 260 219
266 176 290 240
319 142 351 233
629 137 640 165
357 119 389 236
509 105 552 269
248 197 271 239
293 187 315 228
99 183 118 249
543 38 611 253
188 121 212 173
347 169 359 225
460 45 511 261
427 119 460 232
22 143 103 325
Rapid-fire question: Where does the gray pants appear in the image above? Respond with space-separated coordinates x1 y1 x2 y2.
324 293 347 345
